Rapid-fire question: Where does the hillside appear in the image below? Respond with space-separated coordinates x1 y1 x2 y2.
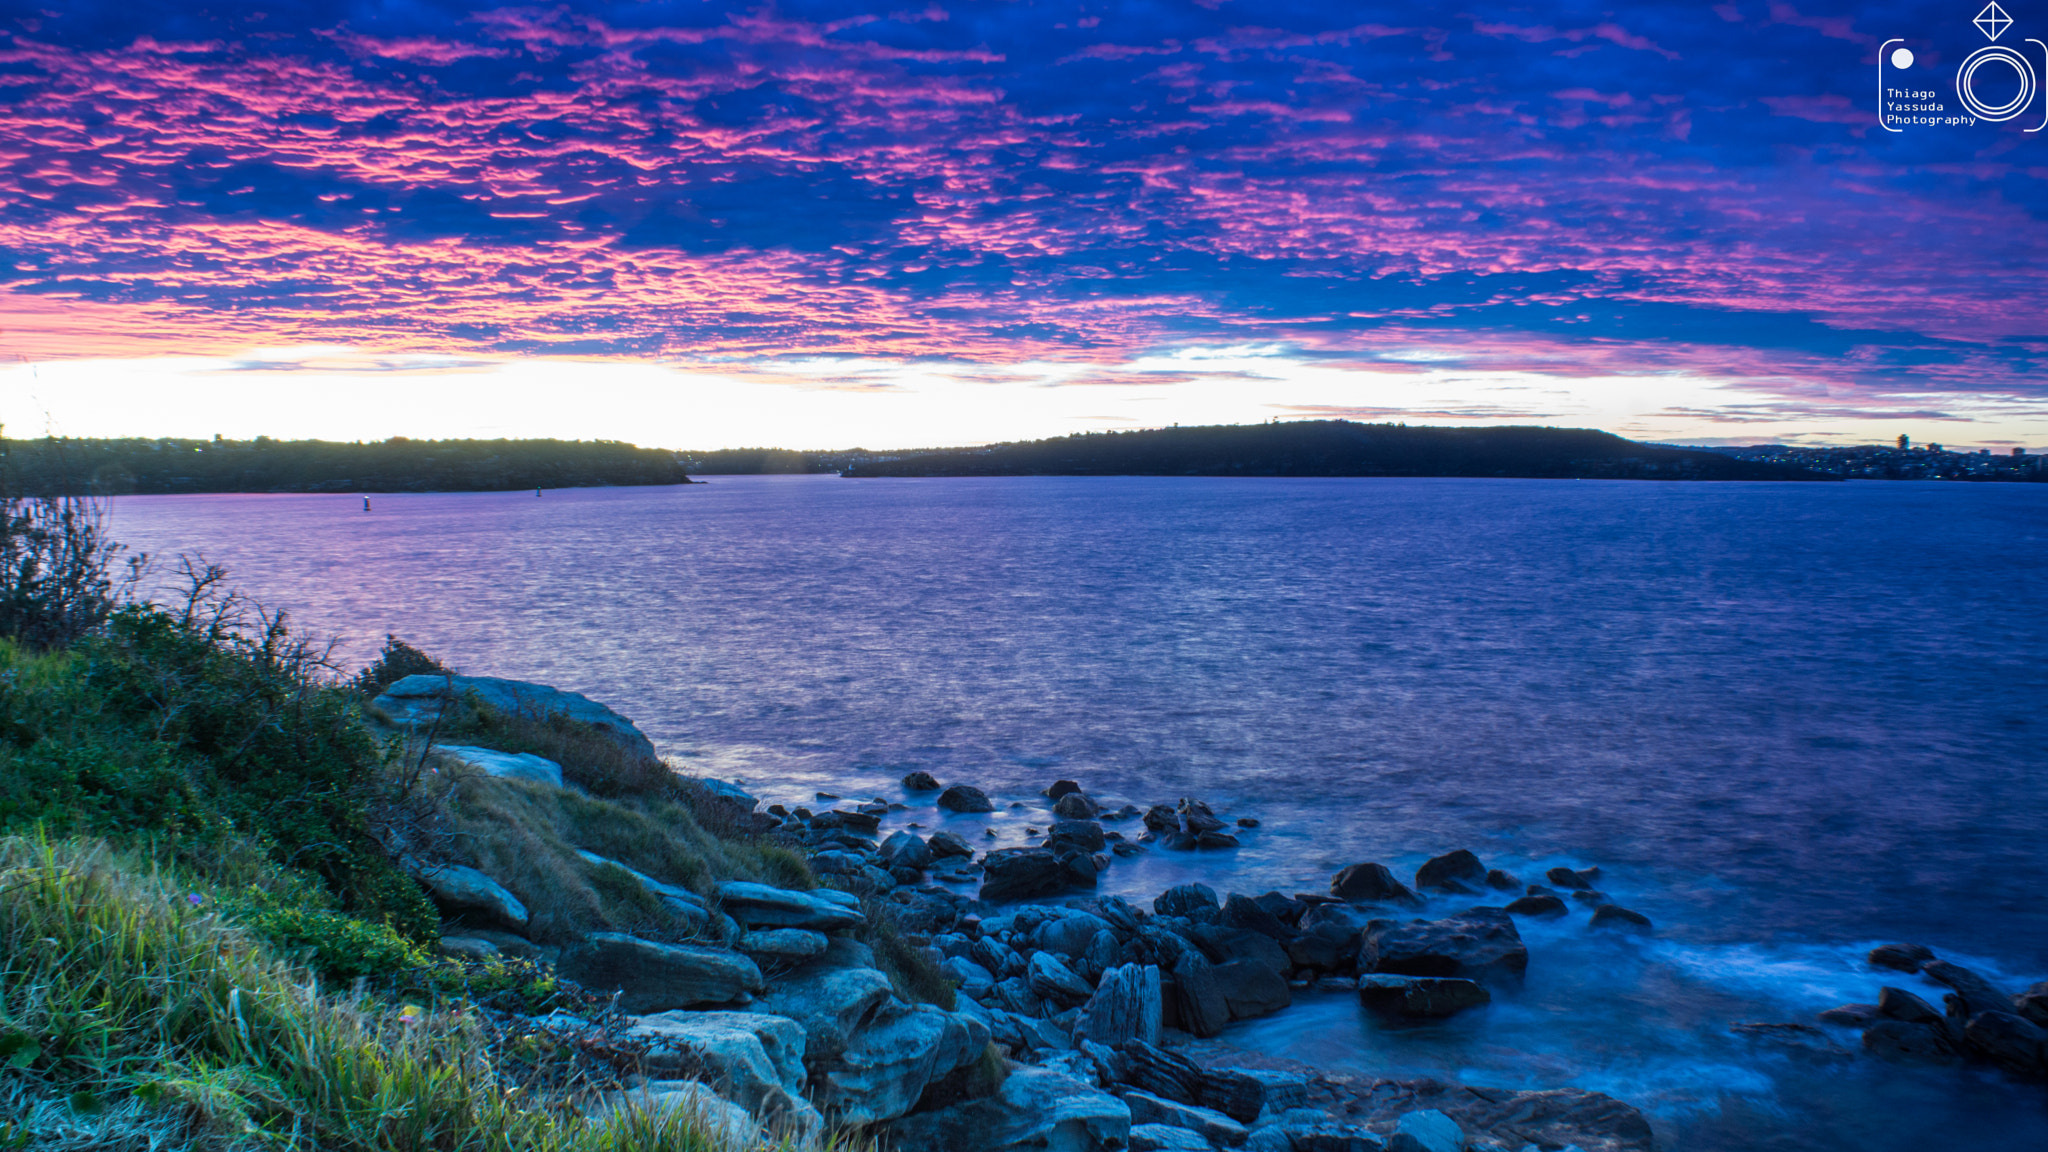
842 422 1828 481
1 436 694 495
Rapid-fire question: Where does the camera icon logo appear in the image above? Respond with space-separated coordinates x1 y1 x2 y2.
1879 3 2048 131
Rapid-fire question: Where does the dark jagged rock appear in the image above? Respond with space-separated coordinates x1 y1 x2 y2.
1572 890 1613 907
1194 831 1239 849
1215 958 1291 1021
902 770 941 791
1251 891 1302 924
2016 983 2048 1028
1731 1022 1854 1062
1817 1004 1881 1027
1045 780 1083 800
1962 1012 2048 1074
1867 942 1935 974
1075 963 1163 1047
1878 986 1945 1025
1359 908 1528 982
1484 868 1520 892
979 848 1068 903
1156 882 1221 921
1120 1038 1202 1104
1171 949 1231 1038
1284 932 1346 971
1504 893 1568 918
1544 867 1593 891
1184 924 1291 978
1221 893 1294 940
1862 1019 1961 1064
1330 863 1422 907
1358 974 1492 1018
1415 850 1487 893
1922 959 2012 1019
878 831 934 871
556 934 763 1013
1048 820 1107 854
1054 792 1100 820
927 830 974 859
938 785 996 813
1589 905 1652 934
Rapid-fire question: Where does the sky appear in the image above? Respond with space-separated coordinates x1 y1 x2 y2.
1 1 2046 450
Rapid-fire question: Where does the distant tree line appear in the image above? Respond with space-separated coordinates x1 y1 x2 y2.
840 422 1829 481
0 436 694 495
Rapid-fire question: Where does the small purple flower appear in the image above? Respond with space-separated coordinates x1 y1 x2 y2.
187 894 203 907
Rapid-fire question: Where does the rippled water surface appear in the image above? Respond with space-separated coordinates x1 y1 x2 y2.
109 475 2048 1148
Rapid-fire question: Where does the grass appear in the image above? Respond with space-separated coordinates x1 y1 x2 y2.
0 837 857 1151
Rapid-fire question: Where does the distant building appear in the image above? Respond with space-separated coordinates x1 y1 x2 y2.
2015 447 2027 457
1898 433 1910 450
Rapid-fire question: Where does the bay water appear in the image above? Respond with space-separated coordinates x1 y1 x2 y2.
108 475 2048 1149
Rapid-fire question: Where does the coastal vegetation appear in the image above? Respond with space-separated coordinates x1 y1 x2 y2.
0 436 692 495
842 421 1825 480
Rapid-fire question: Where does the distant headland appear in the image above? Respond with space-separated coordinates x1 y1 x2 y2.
1 436 693 495
834 422 1828 482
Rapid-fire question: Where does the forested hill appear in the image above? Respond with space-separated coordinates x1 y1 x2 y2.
1 436 693 494
842 422 1827 481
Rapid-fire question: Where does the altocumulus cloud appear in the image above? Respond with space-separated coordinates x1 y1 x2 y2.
0 0 2044 405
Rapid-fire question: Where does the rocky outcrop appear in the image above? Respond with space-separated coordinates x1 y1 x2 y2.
1414 850 1486 893
1121 1090 1248 1147
1589 905 1652 934
885 1066 1130 1152
1358 974 1491 1019
1330 863 1421 907
576 849 709 930
1388 1108 1465 1152
623 1010 822 1135
406 859 529 931
1867 942 1935 974
938 785 995 813
1359 909 1528 982
430 744 564 788
980 847 1068 903
902 770 941 791
716 881 866 932
1076 963 1163 1048
374 674 658 760
556 933 763 1012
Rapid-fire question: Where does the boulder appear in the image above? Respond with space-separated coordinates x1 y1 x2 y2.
1504 893 1568 919
1921 960 2012 1019
1075 963 1163 1047
591 1080 761 1147
1215 958 1291 1021
1816 1004 1881 1027
879 831 935 871
1543 867 1592 891
980 848 1068 903
1172 949 1231 1039
1589 905 1653 934
738 929 829 959
1120 1090 1249 1147
1156 883 1222 920
1131 1124 1213 1152
374 674 657 760
430 744 564 788
1046 780 1084 800
557 934 763 1013
1049 820 1108 855
1028 951 1096 1009
623 1010 818 1130
1357 974 1491 1019
1861 1019 1960 1065
753 965 896 1064
1196 1068 1308 1124
2016 983 2048 1028
1867 942 1935 974
716 881 866 932
1414 850 1487 893
575 850 709 929
1388 1109 1464 1152
1878 986 1945 1025
1961 1011 2048 1074
697 777 759 808
885 1066 1130 1152
811 1002 989 1123
928 830 974 859
941 956 995 995
903 770 941 791
1036 911 1117 958
938 785 996 813
1331 863 1421 907
407 860 529 931
1222 893 1293 941
1358 909 1528 982
1054 792 1100 820
972 936 1023 978
1484 869 1521 892
1120 1038 1200 1102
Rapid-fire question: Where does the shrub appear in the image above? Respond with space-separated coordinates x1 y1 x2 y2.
352 634 449 697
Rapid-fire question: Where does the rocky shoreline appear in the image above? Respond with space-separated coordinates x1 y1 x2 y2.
378 674 2048 1152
